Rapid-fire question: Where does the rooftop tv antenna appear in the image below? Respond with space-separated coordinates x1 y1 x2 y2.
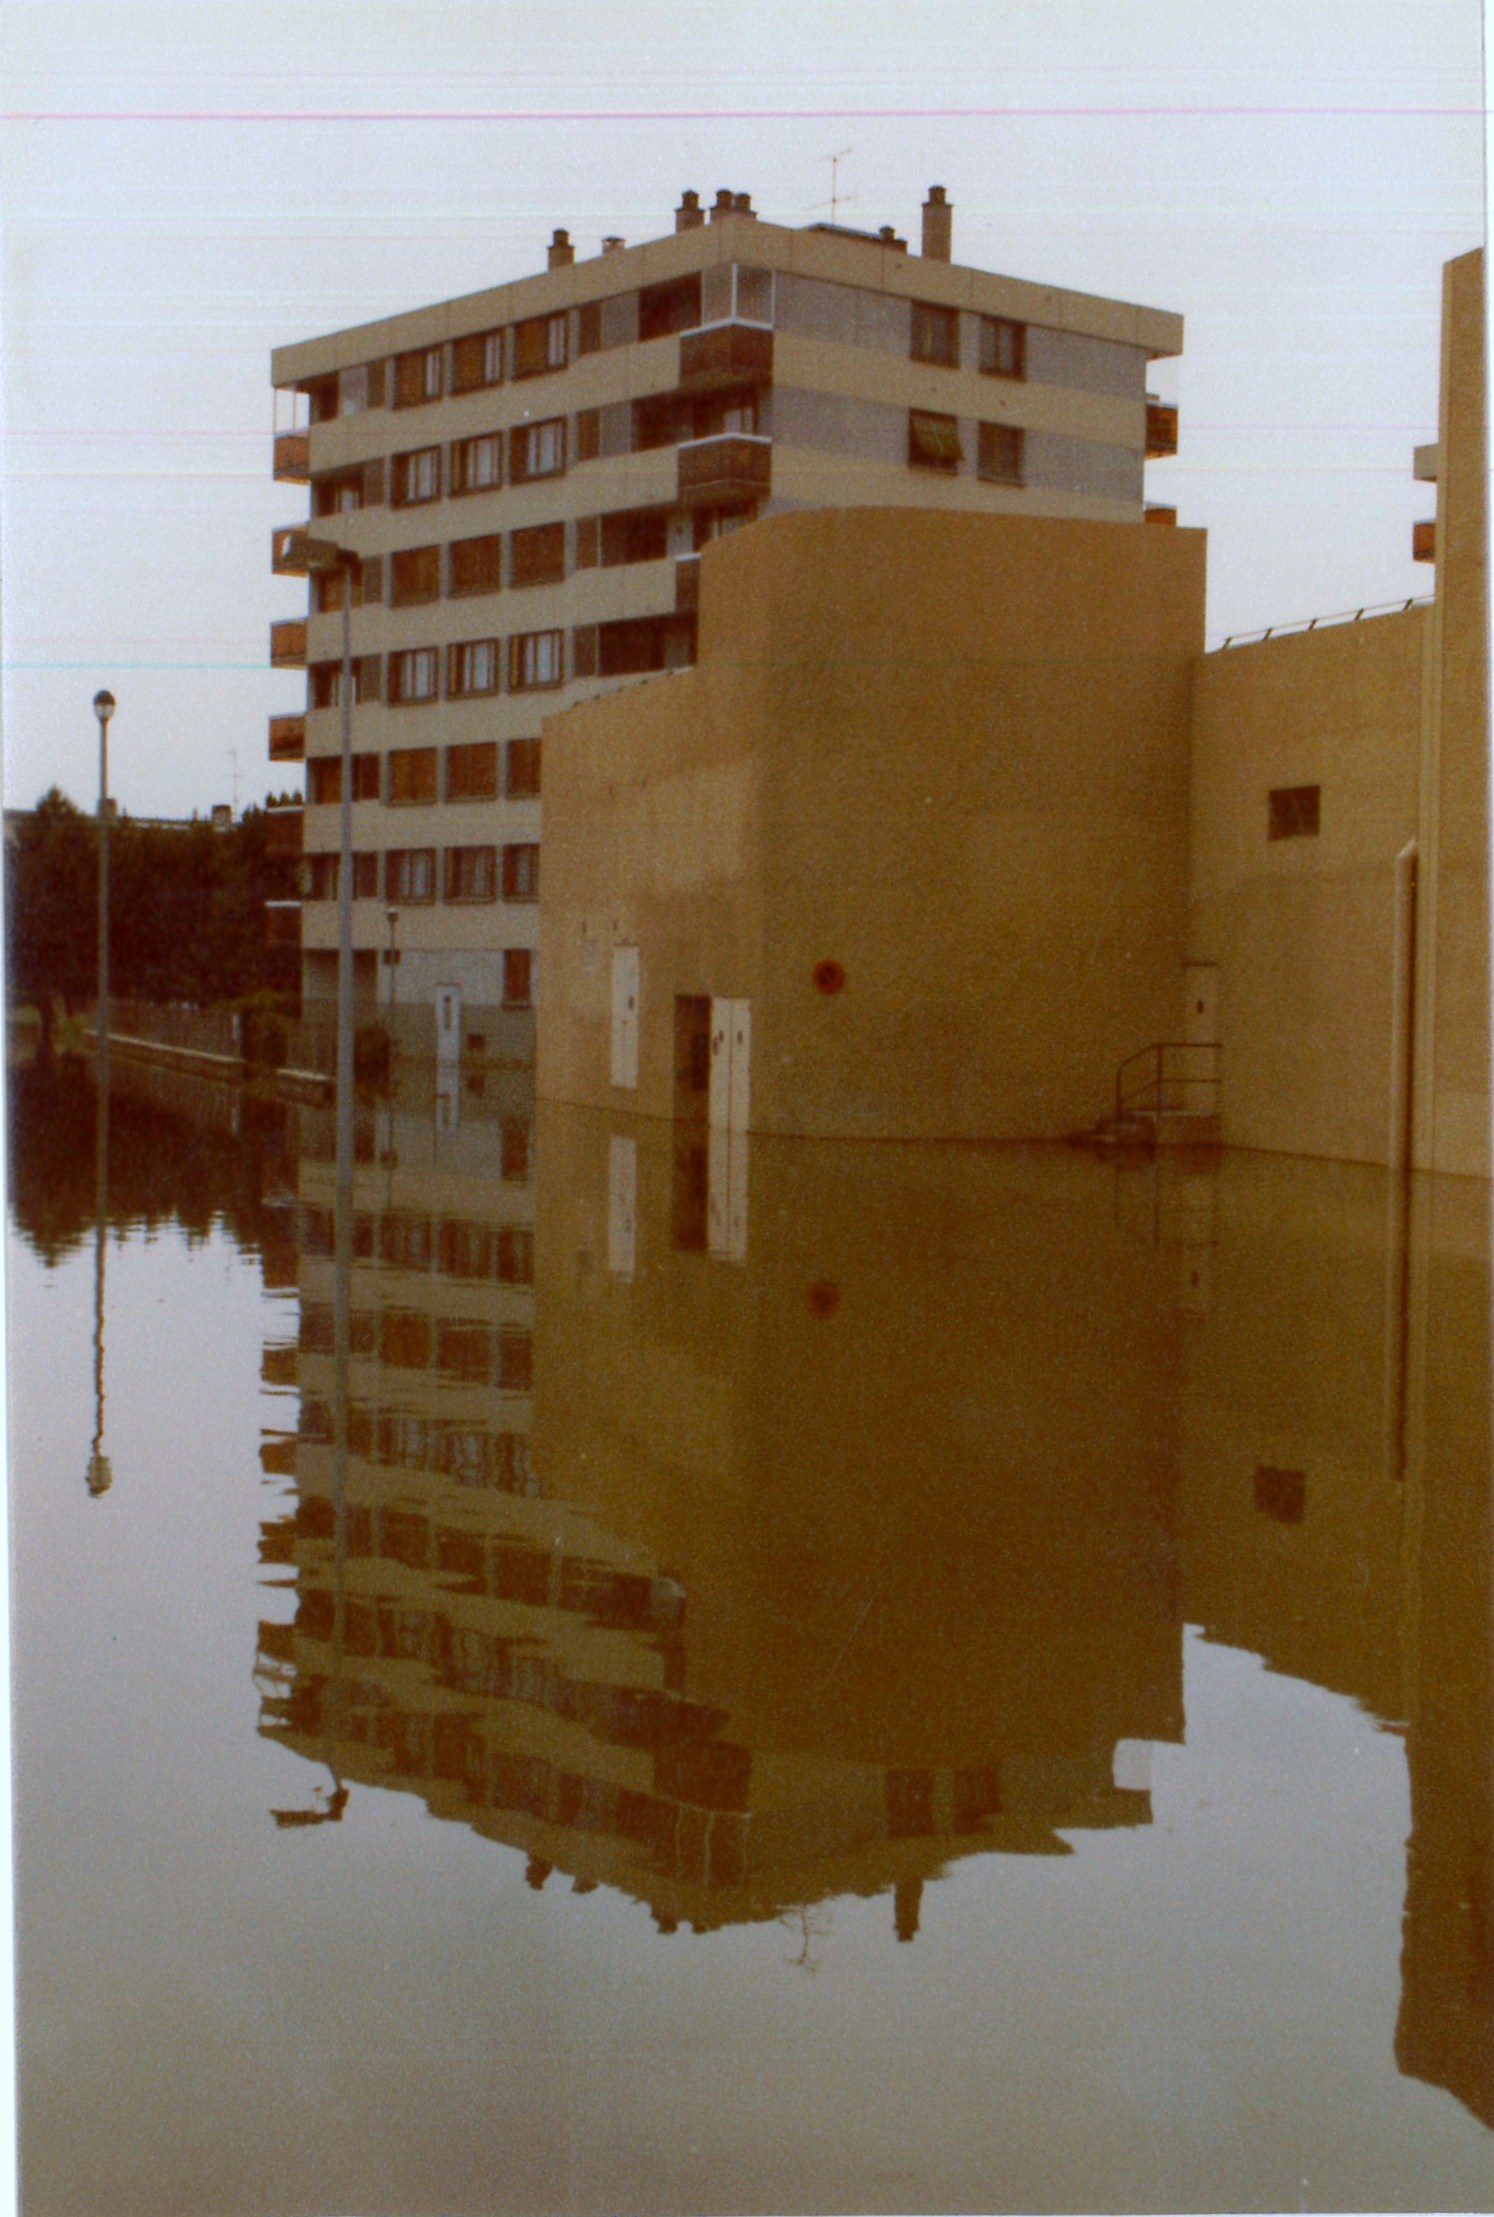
824 147 855 224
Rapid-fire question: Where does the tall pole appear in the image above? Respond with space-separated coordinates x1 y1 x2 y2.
93 689 115 1095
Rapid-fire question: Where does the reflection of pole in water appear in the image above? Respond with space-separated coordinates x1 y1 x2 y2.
85 1063 111 1497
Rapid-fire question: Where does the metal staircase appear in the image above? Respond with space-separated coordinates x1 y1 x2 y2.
1085 1041 1222 1150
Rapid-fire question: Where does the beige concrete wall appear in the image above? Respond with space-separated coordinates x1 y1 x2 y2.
1415 247 1490 1178
539 507 1205 1139
1188 608 1428 1164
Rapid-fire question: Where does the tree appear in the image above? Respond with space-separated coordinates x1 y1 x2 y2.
6 788 97 1050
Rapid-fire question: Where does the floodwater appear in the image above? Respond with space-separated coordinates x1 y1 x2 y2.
8 1053 1492 2217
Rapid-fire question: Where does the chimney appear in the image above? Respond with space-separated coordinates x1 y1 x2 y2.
675 189 704 232
547 228 574 269
878 225 908 252
921 185 952 262
732 192 755 218
710 188 735 222
601 235 625 254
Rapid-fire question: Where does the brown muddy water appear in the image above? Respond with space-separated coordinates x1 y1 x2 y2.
7 1055 1491 2215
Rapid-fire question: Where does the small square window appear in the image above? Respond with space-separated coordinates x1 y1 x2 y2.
978 422 1023 486
1268 785 1321 841
1254 1466 1306 1524
980 317 1026 380
502 843 540 901
911 301 959 367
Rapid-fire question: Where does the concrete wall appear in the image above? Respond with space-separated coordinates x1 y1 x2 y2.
1188 608 1428 1164
539 506 1205 1139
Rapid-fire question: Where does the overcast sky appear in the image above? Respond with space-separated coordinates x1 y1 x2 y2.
0 1 1484 820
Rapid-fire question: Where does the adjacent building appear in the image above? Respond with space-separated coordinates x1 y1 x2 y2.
269 187 1182 1055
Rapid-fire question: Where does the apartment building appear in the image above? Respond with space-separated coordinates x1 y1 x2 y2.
269 186 1183 1052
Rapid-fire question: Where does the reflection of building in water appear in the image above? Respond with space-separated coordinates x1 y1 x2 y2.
257 1091 1185 1935
1177 1156 1492 2126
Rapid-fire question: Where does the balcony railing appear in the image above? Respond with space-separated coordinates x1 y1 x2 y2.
268 713 305 762
273 430 311 482
677 432 772 508
1413 519 1436 564
1145 399 1178 459
270 619 308 668
678 322 774 394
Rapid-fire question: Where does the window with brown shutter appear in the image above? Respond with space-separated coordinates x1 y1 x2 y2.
452 329 504 392
514 312 567 378
357 654 382 703
446 742 499 802
352 852 379 898
388 747 439 802
977 422 1023 485
391 448 440 506
352 752 381 799
389 544 441 606
360 555 383 606
449 534 502 596
389 649 439 705
575 408 601 462
502 844 539 901
310 751 378 803
571 625 598 679
443 846 498 903
362 456 386 506
394 346 444 407
386 848 437 903
577 301 603 356
509 418 566 483
1268 786 1321 841
574 515 600 569
505 738 541 797
451 433 503 496
500 1107 531 1168
510 521 565 588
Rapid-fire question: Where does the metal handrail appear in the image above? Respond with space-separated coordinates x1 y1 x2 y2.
1115 1040 1221 1126
1215 596 1430 651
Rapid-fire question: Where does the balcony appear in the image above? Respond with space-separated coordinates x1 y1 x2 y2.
1145 399 1178 459
1413 519 1436 564
677 432 772 508
270 618 307 668
678 322 774 394
265 901 303 949
675 554 700 613
263 803 303 859
268 713 305 762
271 525 318 576
273 430 311 482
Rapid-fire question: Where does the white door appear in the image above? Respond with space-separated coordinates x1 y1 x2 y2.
611 947 639 1089
435 985 462 1066
708 997 751 1134
707 1126 749 1264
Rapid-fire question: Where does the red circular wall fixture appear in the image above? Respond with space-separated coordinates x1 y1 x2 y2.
812 959 846 994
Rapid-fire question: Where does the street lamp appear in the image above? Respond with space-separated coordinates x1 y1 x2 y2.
93 689 115 1093
385 906 400 1025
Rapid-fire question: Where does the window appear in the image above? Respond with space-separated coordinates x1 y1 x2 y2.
911 301 959 366
500 1109 531 1172
389 648 439 705
510 521 565 588
307 753 380 803
575 408 601 462
736 264 774 324
394 346 443 408
1268 785 1321 841
389 544 441 606
451 432 503 496
498 1331 533 1393
443 846 498 902
503 843 540 901
510 630 563 690
980 316 1026 380
1254 1465 1307 1524
446 741 499 802
353 852 379 899
514 312 568 378
304 853 339 900
510 418 566 483
577 300 603 355
497 1227 534 1285
449 533 503 596
448 638 500 697
909 409 962 472
978 422 1023 486
309 661 378 710
392 447 441 506
452 328 504 393
339 363 380 414
386 848 436 903
600 509 667 566
505 738 541 797
639 274 702 340
312 471 363 518
387 747 439 804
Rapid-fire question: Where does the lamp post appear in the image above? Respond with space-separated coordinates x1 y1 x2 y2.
93 689 115 1094
385 905 400 1031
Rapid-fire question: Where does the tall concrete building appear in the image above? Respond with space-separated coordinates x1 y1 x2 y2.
269 188 1182 1052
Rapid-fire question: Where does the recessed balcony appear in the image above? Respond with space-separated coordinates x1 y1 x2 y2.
675 554 700 612
268 713 305 762
270 618 308 668
677 432 772 508
1413 519 1436 563
678 322 774 394
273 430 311 482
1145 399 1178 459
263 805 304 859
265 901 303 948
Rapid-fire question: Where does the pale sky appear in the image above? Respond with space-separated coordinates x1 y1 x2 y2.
0 0 1484 820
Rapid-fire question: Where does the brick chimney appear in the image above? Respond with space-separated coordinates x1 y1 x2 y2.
601 235 625 254
709 188 735 222
547 228 574 269
921 185 952 262
732 192 756 218
675 190 704 232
